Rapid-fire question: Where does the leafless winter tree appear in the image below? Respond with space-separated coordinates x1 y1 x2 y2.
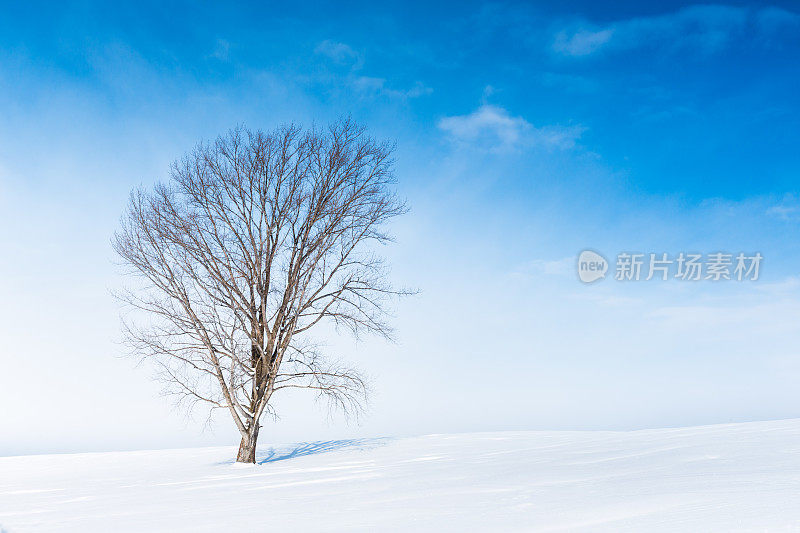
114 119 409 462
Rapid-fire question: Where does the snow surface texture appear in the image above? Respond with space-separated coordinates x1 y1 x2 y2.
2 420 800 532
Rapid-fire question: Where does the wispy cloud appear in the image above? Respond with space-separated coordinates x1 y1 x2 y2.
756 6 800 32
552 5 797 57
648 298 800 337
351 77 432 99
209 38 231 61
553 28 614 56
525 257 574 277
314 40 429 100
766 194 800 221
438 104 584 151
314 40 363 67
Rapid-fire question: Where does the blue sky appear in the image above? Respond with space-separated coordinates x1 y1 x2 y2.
2 1 800 455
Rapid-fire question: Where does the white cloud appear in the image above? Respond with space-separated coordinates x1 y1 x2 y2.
757 7 800 31
438 105 584 151
528 257 574 276
314 41 430 100
766 194 800 221
648 298 800 337
351 76 432 99
315 40 362 67
405 81 434 98
552 5 796 57
210 39 230 61
553 28 614 56
351 75 384 92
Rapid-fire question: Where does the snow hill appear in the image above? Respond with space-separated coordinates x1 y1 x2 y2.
2 419 800 532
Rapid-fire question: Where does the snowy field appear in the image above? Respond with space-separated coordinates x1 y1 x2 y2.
3 420 800 532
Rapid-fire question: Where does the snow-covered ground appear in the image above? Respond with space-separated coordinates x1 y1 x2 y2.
3 419 800 532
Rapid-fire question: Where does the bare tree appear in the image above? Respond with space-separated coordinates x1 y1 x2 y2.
114 119 408 462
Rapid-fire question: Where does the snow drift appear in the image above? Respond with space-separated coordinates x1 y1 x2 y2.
2 419 800 531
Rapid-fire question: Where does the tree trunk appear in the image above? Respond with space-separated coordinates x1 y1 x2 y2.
236 426 259 463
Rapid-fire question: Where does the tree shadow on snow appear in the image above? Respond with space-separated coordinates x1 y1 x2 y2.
257 438 389 464
215 437 391 466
